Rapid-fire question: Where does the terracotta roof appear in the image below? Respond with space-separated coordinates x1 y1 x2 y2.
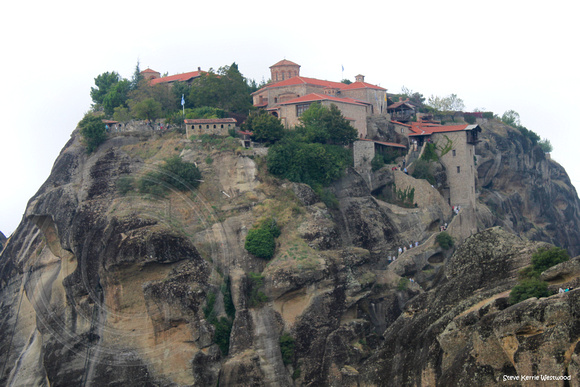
390 120 411 127
141 68 158 73
408 124 479 136
151 70 203 85
341 81 386 91
270 59 300 68
184 118 237 124
278 93 369 106
358 138 406 148
387 100 415 110
238 130 253 136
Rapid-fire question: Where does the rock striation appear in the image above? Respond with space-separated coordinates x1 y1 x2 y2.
0 118 580 386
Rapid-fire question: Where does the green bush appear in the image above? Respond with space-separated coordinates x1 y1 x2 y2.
531 246 569 274
79 114 107 153
397 277 410 291
137 156 202 196
371 154 385 171
509 278 550 305
245 218 280 259
279 333 295 365
247 272 268 307
436 232 454 250
214 317 233 355
411 159 435 185
420 143 439 162
222 276 236 320
116 176 134 195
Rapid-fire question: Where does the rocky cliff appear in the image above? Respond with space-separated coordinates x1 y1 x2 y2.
1 120 580 386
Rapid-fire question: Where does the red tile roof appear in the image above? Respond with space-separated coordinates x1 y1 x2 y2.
151 70 203 85
253 76 384 95
184 118 237 124
278 93 369 106
270 59 300 68
141 68 158 73
408 124 479 136
341 81 386 91
359 138 406 148
387 100 415 110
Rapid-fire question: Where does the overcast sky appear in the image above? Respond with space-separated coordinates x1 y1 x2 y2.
1 0 578 236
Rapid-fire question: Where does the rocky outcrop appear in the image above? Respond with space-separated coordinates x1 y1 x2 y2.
476 120 580 256
2 117 580 386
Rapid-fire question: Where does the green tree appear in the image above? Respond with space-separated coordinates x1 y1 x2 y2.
188 63 254 114
279 333 295 365
267 139 352 187
501 110 521 127
160 155 202 190
427 94 464 116
297 103 358 145
244 218 281 259
538 138 553 153
102 79 130 116
131 98 162 121
509 278 550 304
243 111 285 144
79 114 107 153
90 72 123 107
531 246 569 274
436 232 454 250
247 272 268 307
130 60 144 91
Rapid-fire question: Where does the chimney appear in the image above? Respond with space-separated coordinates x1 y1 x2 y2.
198 67 201 72
355 74 365 83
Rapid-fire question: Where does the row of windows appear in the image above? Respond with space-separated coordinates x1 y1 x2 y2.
191 124 233 129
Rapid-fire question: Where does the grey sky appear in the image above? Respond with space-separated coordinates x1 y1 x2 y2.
1 0 578 236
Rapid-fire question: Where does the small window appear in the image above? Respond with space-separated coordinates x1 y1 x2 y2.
221 124 224 128
452 149 456 156
213 125 216 128
457 166 461 173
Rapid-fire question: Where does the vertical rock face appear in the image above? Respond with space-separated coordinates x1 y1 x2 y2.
476 120 580 256
1 120 580 386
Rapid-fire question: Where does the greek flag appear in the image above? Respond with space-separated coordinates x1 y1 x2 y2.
181 94 185 106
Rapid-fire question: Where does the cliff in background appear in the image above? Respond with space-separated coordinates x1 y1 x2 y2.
1 118 580 386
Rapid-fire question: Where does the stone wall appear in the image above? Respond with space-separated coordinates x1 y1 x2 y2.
433 131 477 209
279 100 369 137
353 140 375 186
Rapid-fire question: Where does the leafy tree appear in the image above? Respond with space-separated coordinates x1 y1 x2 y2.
79 114 107 153
400 86 425 106
245 218 281 259
501 110 521 127
243 111 285 144
538 138 553 153
160 155 202 190
102 79 130 116
279 333 295 365
411 159 436 185
247 272 268 307
188 63 254 114
531 246 569 274
267 138 352 187
436 232 454 249
341 79 352 85
131 98 162 121
130 60 144 91
90 71 122 107
509 278 550 304
427 94 465 115
371 154 385 171
112 106 132 122
297 103 358 145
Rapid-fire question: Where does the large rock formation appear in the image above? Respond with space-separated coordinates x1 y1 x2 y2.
1 119 579 386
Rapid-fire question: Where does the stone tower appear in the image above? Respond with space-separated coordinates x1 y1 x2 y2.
270 59 301 82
